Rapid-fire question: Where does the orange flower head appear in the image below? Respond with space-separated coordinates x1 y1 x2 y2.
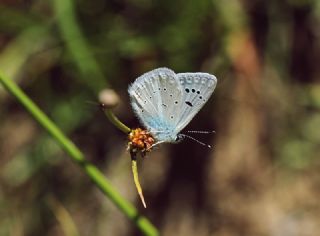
128 128 155 156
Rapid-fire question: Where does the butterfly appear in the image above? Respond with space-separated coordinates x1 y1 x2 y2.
128 67 217 147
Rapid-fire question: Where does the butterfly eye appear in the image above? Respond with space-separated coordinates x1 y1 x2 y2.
175 134 185 143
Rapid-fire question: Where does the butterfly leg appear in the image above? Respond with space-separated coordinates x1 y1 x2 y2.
147 140 166 150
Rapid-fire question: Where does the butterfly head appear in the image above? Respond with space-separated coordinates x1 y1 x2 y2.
174 134 185 143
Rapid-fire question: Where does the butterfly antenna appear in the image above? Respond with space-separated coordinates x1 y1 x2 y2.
181 134 212 148
187 130 216 134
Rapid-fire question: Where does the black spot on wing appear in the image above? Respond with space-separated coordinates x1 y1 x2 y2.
185 101 193 107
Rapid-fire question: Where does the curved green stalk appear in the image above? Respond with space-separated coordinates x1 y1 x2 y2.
104 109 131 134
0 71 159 236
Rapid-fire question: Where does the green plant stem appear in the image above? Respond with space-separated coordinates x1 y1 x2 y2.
104 109 131 134
0 71 159 236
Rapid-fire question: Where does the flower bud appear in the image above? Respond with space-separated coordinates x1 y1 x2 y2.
98 89 120 109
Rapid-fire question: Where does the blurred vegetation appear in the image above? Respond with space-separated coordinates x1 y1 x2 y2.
1 0 320 235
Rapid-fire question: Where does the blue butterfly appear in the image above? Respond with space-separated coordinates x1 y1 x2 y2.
128 68 217 146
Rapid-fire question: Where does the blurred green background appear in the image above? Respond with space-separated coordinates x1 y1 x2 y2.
1 0 320 235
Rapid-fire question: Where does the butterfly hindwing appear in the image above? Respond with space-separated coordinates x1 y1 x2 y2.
174 73 217 132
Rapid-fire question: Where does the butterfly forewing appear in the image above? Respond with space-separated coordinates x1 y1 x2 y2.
174 73 217 132
128 68 184 141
